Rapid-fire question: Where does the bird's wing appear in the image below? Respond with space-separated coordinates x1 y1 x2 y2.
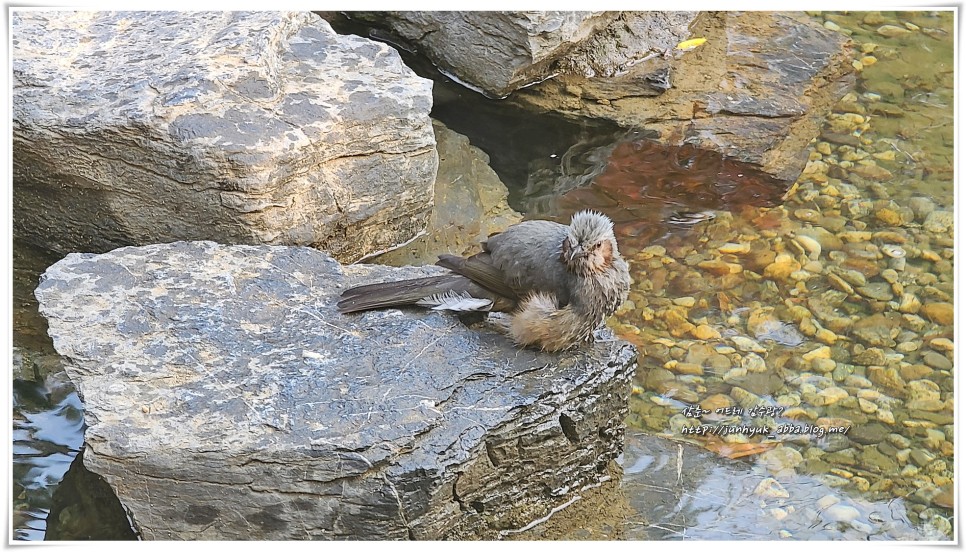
484 221 574 305
436 253 520 300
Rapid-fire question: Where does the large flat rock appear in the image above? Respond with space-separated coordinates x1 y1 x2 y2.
35 241 636 539
13 11 437 261
508 11 855 184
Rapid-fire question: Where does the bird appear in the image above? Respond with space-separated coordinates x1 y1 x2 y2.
337 210 631 352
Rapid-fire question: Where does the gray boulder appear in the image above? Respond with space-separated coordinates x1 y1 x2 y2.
35 241 636 539
351 11 625 98
13 11 437 262
509 11 856 184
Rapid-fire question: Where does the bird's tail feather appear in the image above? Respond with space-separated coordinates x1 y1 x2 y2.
337 275 462 313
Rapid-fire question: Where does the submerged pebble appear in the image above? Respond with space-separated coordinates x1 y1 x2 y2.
612 10 954 539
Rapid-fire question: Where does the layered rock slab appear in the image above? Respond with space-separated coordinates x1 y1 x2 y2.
13 11 437 261
509 11 856 184
35 241 636 539
351 11 625 98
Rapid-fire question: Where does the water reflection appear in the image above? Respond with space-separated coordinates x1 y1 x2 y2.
620 430 937 539
521 135 787 247
12 371 84 540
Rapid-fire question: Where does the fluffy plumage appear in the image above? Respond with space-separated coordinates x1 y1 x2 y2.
337 210 631 351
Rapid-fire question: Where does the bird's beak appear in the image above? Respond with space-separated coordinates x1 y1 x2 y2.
569 246 582 261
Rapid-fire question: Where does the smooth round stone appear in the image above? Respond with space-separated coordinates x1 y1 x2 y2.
929 338 954 351
923 211 953 234
707 353 732 371
824 433 851 453
821 215 848 233
812 358 836 373
844 375 872 388
700 393 734 412
754 477 790 499
859 447 898 473
803 260 824 273
887 433 911 449
685 343 715 365
718 242 751 255
669 362 704 376
899 364 932 381
826 504 861 523
794 208 822 222
910 448 936 467
759 447 803 473
876 409 895 424
908 197 936 221
920 302 953 325
877 24 911 37
803 346 831 361
852 347 887 365
874 206 903 225
731 335 767 353
815 328 838 345
908 379 941 401
909 399 947 414
691 324 721 340
924 428 946 449
817 387 849 405
897 293 922 313
673 296 696 307
768 507 789 521
922 351 952 370
897 341 920 353
857 282 894 301
858 397 878 413
776 393 801 407
817 495 840 510
668 414 697 434
742 353 768 373
901 314 928 331
852 316 898 348
850 422 890 445
831 363 853 382
927 516 953 536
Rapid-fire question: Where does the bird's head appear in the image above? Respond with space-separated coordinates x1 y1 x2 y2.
561 210 619 274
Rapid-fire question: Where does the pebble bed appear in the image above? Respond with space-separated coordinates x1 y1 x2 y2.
612 10 954 539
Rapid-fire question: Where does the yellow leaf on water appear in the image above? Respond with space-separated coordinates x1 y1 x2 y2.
675 37 707 51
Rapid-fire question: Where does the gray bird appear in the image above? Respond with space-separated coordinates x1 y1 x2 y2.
337 210 631 351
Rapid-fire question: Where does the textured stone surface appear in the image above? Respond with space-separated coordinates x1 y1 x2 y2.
35 241 636 540
508 11 855 184
352 11 621 97
13 11 437 261
372 120 522 266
